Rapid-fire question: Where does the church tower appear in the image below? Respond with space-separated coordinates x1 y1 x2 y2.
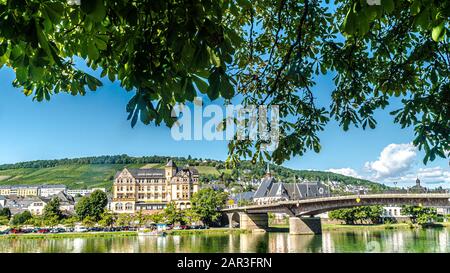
165 159 177 180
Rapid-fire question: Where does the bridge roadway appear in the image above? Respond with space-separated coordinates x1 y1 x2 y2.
222 193 450 235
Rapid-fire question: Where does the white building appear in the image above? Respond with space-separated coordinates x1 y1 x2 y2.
0 195 6 207
28 200 47 215
437 207 450 216
39 184 67 197
67 187 106 197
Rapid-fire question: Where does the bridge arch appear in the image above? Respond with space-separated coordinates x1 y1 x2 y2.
224 212 241 228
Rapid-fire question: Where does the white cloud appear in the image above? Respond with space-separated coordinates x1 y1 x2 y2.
382 167 450 187
327 168 362 179
365 143 417 179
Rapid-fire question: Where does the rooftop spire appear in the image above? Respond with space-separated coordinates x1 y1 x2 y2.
266 162 271 177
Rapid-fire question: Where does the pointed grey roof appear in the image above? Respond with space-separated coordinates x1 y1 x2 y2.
253 176 275 198
268 183 290 198
253 179 329 200
166 159 177 167
232 191 255 202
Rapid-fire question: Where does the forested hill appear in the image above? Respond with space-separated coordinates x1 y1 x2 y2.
0 155 388 192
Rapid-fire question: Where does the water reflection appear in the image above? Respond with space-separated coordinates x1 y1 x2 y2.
0 228 449 253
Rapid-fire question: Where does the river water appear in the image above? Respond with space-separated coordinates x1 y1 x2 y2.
1 228 449 253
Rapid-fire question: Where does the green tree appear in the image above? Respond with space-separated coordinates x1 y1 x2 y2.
190 188 228 226
329 206 383 225
89 190 108 221
115 213 131 227
0 1 447 165
82 216 96 227
329 208 357 225
148 212 164 224
183 209 201 225
10 211 32 226
401 205 438 225
74 196 92 220
0 216 9 226
26 215 44 227
74 190 108 221
0 208 11 219
62 216 79 228
98 212 115 227
44 215 60 228
43 197 63 221
163 202 184 225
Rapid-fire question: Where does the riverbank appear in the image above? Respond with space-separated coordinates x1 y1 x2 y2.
2 223 449 239
270 222 450 231
166 228 248 235
0 231 138 240
0 228 249 239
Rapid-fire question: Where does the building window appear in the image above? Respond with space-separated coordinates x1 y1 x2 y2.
115 203 123 211
125 203 133 210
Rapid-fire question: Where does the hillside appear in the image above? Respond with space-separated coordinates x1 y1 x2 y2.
0 155 388 192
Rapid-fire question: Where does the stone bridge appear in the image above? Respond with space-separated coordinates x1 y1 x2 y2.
222 194 450 235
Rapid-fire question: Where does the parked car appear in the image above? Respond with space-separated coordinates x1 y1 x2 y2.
0 229 10 235
74 226 88 232
50 228 66 233
193 225 209 230
88 227 103 232
10 228 22 234
64 227 75 232
37 228 50 234
21 228 34 233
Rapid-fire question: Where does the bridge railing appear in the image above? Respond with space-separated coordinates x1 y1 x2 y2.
225 192 450 209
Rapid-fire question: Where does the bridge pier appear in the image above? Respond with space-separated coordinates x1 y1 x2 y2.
240 213 269 232
226 213 234 229
289 217 322 235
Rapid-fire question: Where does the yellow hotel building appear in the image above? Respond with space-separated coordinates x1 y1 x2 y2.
111 160 199 214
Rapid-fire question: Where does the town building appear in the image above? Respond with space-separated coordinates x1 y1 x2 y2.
111 160 199 214
28 200 47 215
0 186 11 196
229 191 255 207
253 166 330 205
0 195 6 207
437 207 450 216
409 177 427 193
1 191 76 216
380 206 410 222
2 195 43 215
66 187 106 197
10 185 40 197
41 191 76 215
39 184 67 197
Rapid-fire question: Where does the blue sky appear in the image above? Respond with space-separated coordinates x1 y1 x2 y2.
0 62 448 188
